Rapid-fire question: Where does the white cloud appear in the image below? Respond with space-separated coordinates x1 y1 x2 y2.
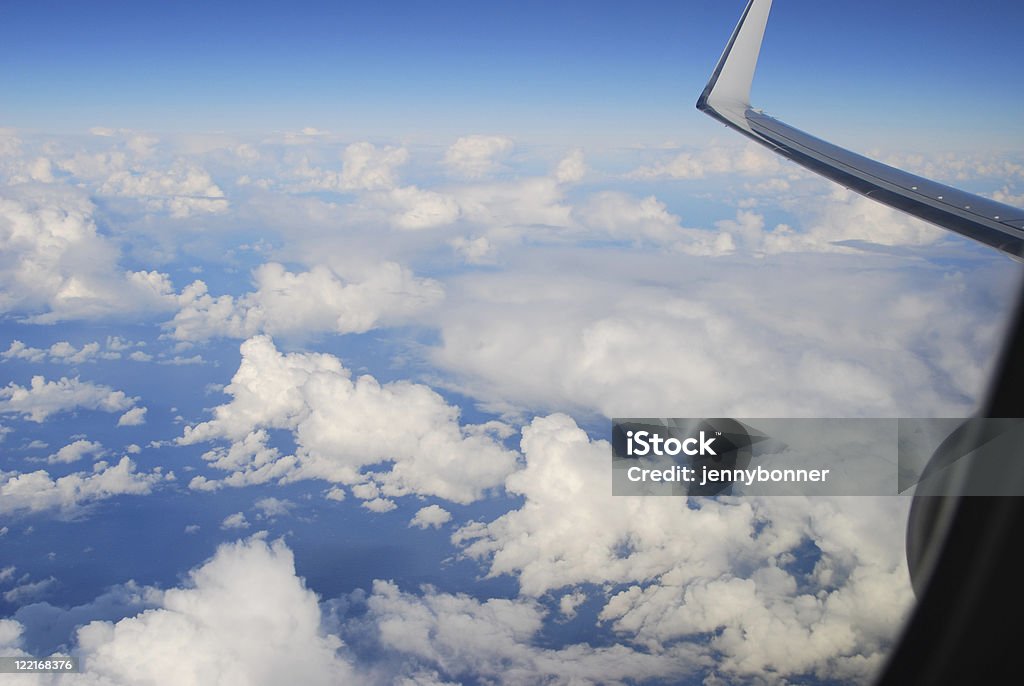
97 162 228 218
364 579 684 684
447 176 571 233
3 576 56 604
253 497 293 518
409 505 452 530
157 354 204 366
992 185 1024 207
554 149 586 184
340 142 409 191
47 341 102 363
0 457 167 517
443 135 514 178
0 375 138 423
629 143 784 180
558 590 587 620
220 512 250 530
0 184 178 322
430 249 1011 419
389 185 461 230
170 262 443 341
2 340 46 362
69 537 359 685
117 407 147 427
292 142 409 192
2 339 124 364
754 187 946 254
449 235 495 264
453 414 912 683
179 336 518 504
47 439 104 464
574 191 735 254
362 498 397 513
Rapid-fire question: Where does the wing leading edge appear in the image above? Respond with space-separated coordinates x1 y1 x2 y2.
697 0 1024 260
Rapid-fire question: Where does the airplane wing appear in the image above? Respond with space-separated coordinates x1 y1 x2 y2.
697 0 1024 260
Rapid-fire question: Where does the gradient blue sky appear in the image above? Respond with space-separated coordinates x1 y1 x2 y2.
2 0 1022 149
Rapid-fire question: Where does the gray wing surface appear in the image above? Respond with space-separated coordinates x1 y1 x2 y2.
697 0 1024 260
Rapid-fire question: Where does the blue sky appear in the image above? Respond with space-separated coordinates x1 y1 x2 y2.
2 0 1022 148
1 1 1023 684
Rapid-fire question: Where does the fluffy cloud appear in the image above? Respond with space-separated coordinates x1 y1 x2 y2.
98 163 228 218
409 505 452 529
3 576 57 604
992 185 1024 207
553 149 586 184
292 142 409 192
0 457 168 518
0 539 683 685
62 537 358 685
574 191 735 254
0 184 178 322
362 579 683 685
117 407 147 427
180 336 518 503
0 375 139 423
454 414 912 682
47 439 105 464
253 497 293 518
220 512 250 530
752 187 947 253
170 262 443 341
629 143 784 180
388 185 461 230
443 135 514 178
431 248 1011 419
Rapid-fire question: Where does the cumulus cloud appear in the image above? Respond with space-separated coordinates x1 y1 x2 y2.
388 185 461 230
62 537 359 685
409 505 452 530
0 375 139 423
553 149 586 184
253 497 293 518
2 339 124 364
117 407 147 427
0 539 681 684
574 191 735 254
443 135 514 178
362 579 684 685
47 439 104 464
220 512 250 529
629 143 784 180
1 340 46 363
453 414 912 682
992 185 1024 207
98 162 228 217
169 262 443 341
179 336 518 503
752 187 947 254
292 142 409 192
0 184 178 321
0 457 168 518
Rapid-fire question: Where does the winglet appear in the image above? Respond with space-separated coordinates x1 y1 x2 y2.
697 0 774 130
